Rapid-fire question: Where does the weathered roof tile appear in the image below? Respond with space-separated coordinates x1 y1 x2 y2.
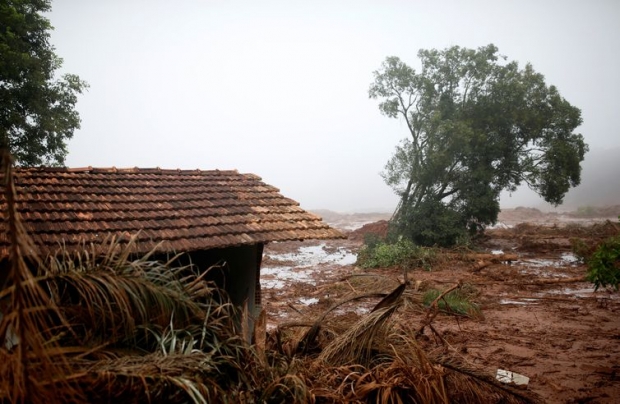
0 167 345 258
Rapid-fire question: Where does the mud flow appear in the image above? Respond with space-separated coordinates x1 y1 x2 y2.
262 209 620 403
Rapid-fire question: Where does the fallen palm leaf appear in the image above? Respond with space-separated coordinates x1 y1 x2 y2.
318 302 401 367
371 282 407 313
292 291 388 355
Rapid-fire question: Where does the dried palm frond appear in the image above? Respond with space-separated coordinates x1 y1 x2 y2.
335 360 447 404
370 282 407 313
290 291 390 355
71 352 227 403
42 268 204 347
306 325 539 404
34 237 239 354
318 304 401 367
0 150 83 403
314 282 407 367
259 373 313 404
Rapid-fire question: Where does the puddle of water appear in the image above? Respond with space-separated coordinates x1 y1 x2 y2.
514 252 581 279
517 258 559 267
261 266 317 289
516 253 579 269
262 278 285 289
518 268 570 278
560 253 579 263
510 250 580 280
299 297 319 306
500 298 539 305
534 286 618 300
334 306 372 316
489 222 513 229
267 243 357 268
499 288 620 307
544 287 596 298
262 243 357 289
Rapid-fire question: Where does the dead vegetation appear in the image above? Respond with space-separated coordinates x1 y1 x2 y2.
268 280 538 404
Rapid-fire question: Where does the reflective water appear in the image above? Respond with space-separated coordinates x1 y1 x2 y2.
261 243 357 289
267 243 357 267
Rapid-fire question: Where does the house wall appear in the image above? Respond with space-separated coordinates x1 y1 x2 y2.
163 244 263 319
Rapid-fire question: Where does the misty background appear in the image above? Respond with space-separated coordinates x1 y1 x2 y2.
47 0 620 213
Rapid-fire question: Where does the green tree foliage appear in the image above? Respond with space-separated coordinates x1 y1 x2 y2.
370 44 587 246
0 0 87 166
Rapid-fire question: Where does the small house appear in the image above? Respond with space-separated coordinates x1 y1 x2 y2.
0 167 344 318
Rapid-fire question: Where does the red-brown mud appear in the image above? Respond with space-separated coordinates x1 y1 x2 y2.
262 209 620 403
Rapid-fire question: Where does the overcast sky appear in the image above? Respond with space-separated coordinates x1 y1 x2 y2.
47 0 620 212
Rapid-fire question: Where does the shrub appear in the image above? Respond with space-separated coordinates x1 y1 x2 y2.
356 238 437 269
585 234 620 291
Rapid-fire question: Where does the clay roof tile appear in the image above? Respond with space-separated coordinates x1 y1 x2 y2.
1 167 345 258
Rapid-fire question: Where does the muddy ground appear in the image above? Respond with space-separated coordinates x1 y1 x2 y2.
261 208 620 404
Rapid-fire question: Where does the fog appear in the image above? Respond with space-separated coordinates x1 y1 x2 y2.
47 0 620 212
502 146 620 211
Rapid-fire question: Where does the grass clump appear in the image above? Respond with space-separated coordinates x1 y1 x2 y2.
422 286 481 317
357 238 438 269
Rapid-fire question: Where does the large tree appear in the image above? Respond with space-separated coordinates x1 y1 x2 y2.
370 44 587 246
0 0 87 166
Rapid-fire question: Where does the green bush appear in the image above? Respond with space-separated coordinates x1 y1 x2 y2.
356 238 437 269
586 234 620 291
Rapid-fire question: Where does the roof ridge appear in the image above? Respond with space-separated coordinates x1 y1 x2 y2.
16 167 245 176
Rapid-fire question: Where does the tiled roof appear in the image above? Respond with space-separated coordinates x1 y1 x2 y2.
0 167 345 258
